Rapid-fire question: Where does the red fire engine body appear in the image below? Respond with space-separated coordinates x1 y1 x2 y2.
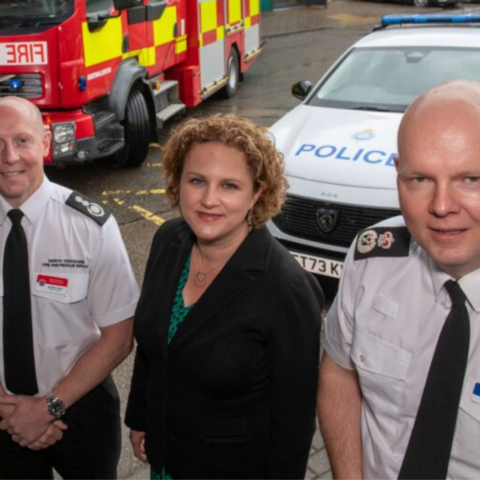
0 0 262 167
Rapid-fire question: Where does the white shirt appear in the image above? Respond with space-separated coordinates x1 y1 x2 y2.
0 178 139 396
323 216 480 480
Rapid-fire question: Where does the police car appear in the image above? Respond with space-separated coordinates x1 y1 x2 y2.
267 13 480 280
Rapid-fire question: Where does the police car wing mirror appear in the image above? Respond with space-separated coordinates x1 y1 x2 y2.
291 81 312 101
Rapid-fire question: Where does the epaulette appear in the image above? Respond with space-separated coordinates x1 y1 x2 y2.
65 191 111 226
354 226 410 260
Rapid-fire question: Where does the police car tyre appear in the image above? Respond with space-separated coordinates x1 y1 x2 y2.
115 87 150 168
220 48 239 99
413 0 429 7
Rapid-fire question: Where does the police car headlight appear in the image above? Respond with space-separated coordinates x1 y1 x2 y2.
52 123 75 156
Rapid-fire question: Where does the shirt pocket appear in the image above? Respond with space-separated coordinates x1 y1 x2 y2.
31 273 91 349
31 272 88 304
454 377 480 469
351 327 411 413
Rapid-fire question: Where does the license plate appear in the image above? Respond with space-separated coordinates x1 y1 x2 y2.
290 251 343 279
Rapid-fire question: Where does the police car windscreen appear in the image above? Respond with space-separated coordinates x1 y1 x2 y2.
309 47 480 113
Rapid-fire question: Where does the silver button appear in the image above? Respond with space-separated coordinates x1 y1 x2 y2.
359 354 365 362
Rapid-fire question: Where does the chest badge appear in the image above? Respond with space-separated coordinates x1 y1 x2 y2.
36 274 69 295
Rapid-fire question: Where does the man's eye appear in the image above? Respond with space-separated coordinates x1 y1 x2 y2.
465 177 480 183
412 176 427 183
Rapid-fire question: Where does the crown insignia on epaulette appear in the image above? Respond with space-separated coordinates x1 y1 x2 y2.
354 227 410 260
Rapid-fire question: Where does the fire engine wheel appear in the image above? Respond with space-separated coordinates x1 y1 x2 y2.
220 49 240 99
115 88 150 168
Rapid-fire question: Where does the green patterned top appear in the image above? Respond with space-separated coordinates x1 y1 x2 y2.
151 251 193 480
167 252 194 344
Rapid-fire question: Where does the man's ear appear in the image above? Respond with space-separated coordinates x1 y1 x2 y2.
43 130 52 158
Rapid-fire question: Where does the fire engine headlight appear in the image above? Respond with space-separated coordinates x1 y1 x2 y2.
52 123 75 156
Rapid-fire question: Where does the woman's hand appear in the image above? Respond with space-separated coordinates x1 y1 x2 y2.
130 429 147 463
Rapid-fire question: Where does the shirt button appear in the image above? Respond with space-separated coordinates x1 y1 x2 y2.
359 354 365 362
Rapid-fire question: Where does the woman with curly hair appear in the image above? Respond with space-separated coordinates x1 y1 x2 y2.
125 114 323 479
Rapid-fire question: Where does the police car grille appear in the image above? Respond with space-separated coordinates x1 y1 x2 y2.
273 195 400 248
0 74 43 98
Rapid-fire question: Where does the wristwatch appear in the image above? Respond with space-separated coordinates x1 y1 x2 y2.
46 392 66 419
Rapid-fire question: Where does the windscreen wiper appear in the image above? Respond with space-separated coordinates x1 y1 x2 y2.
351 105 391 112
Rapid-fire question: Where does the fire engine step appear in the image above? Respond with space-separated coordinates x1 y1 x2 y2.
152 80 179 95
97 138 124 156
156 103 186 125
93 111 116 131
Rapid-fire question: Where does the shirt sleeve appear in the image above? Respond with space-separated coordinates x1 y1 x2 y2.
322 242 358 371
87 216 139 326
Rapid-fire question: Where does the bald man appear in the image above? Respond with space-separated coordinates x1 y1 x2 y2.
318 80 480 480
0 97 139 479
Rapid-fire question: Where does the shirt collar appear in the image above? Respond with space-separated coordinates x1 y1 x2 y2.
429 257 480 313
0 176 52 226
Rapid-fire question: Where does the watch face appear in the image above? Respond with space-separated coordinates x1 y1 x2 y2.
47 396 65 418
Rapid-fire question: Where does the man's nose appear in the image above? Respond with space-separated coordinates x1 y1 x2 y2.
1 142 19 164
429 183 460 217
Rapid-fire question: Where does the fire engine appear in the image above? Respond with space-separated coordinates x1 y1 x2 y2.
0 0 262 167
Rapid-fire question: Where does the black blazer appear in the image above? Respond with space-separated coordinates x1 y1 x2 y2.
125 218 323 479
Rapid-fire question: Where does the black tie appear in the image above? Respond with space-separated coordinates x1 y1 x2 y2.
3 209 38 395
398 280 470 479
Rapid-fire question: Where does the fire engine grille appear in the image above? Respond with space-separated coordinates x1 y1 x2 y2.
0 74 43 99
272 195 401 248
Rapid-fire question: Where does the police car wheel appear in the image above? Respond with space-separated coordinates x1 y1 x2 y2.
115 88 150 168
220 48 239 99
413 0 429 6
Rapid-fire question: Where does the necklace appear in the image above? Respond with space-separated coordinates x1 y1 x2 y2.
193 247 225 288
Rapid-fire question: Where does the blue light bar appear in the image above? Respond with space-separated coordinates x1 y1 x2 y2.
382 13 480 26
9 79 22 90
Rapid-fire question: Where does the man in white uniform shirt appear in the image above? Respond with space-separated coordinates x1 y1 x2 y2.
318 80 480 479
0 96 139 478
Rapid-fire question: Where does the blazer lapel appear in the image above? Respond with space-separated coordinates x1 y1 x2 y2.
170 226 272 350
157 221 195 345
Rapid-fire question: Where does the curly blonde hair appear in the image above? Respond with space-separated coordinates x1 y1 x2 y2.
162 114 288 228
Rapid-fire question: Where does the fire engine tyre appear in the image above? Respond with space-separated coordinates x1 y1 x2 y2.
221 49 240 99
115 88 150 168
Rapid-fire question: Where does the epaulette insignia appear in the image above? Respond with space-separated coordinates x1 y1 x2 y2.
66 191 111 226
354 227 410 260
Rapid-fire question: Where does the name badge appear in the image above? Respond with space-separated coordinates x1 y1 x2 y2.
36 274 69 295
471 382 480 405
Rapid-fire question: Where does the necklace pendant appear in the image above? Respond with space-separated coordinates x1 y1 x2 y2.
194 271 207 287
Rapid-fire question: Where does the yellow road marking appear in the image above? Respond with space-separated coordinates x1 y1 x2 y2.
130 206 166 226
146 162 163 167
326 14 379 24
102 189 165 196
111 198 166 226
